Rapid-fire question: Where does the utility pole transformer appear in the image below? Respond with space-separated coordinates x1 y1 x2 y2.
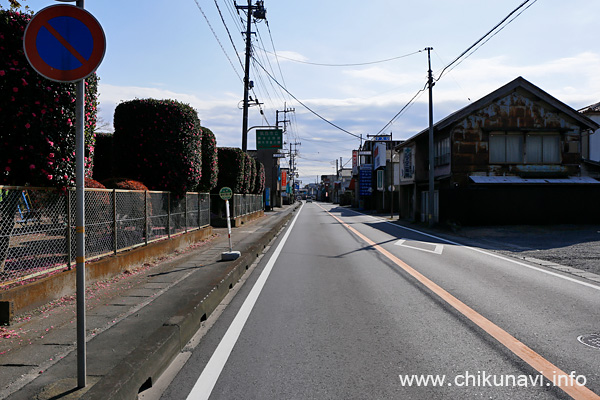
237 0 266 152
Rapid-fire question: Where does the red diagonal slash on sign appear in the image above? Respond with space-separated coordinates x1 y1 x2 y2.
41 20 88 65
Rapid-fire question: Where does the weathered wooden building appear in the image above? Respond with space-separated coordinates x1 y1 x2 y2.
396 77 600 225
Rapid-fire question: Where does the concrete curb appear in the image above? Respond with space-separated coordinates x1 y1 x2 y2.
81 205 299 400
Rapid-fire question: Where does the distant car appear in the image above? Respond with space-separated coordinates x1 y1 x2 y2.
306 197 313 203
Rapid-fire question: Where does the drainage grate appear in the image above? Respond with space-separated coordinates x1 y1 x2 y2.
578 333 600 349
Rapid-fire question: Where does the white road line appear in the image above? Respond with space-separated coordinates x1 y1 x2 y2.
335 207 600 292
186 205 303 400
394 239 444 254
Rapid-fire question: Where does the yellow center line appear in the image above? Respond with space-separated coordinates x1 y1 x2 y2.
319 204 600 400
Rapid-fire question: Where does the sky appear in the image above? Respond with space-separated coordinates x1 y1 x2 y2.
15 0 600 186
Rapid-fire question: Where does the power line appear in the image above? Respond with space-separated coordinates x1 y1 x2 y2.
256 47 424 67
377 0 537 135
253 57 362 140
435 0 536 81
212 0 244 69
264 20 289 92
440 0 538 78
376 80 428 135
192 0 243 82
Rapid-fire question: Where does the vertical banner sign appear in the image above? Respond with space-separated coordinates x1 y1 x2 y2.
360 164 373 196
281 170 287 187
373 142 386 170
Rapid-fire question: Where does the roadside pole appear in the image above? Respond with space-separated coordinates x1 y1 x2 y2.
220 187 240 261
23 0 106 388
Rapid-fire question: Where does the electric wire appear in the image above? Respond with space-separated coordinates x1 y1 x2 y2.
253 22 289 105
192 0 243 82
213 0 244 69
376 80 429 135
438 0 538 78
264 20 289 94
253 57 362 140
256 47 424 67
435 0 536 81
376 0 536 135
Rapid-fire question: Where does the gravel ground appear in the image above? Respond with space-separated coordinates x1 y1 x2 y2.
443 224 600 275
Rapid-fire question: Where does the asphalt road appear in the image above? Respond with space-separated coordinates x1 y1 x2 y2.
155 201 600 400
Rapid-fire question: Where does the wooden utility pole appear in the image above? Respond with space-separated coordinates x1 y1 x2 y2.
427 47 435 227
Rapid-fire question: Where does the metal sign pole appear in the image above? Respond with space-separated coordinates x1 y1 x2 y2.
75 0 87 390
220 187 240 261
225 199 233 252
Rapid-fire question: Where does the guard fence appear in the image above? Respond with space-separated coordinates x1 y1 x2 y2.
210 193 264 220
0 186 210 288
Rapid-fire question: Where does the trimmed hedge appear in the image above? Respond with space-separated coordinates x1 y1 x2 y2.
92 132 114 182
198 126 218 193
215 147 245 193
0 10 99 187
101 178 149 191
254 158 265 194
113 99 202 196
244 153 256 194
85 177 106 189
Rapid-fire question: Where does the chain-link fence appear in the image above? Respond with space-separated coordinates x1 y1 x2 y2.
0 186 210 288
232 194 264 217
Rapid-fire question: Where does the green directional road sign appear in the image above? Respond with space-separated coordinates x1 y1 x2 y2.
256 129 283 149
219 187 233 200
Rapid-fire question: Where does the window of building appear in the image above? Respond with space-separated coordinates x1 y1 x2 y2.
489 132 523 163
434 137 450 166
489 131 560 164
526 134 560 163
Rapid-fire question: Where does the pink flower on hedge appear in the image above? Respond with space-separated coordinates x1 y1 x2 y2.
47 175 53 180
5 167 10 172
29 164 35 170
0 70 5 76
25 123 30 129
13 87 18 92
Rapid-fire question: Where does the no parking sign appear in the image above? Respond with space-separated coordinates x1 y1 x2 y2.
23 5 105 82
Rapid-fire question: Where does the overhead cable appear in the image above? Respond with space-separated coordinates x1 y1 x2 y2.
253 57 362 140
212 0 244 69
435 0 536 81
193 0 243 82
256 47 424 67
376 81 428 135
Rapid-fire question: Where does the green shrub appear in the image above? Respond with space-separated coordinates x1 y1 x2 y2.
254 159 265 194
113 99 202 196
101 178 148 191
244 153 256 194
92 132 114 182
85 177 106 189
198 126 218 193
0 10 99 187
215 147 245 193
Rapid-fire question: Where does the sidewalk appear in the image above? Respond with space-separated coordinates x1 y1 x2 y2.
0 204 299 400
